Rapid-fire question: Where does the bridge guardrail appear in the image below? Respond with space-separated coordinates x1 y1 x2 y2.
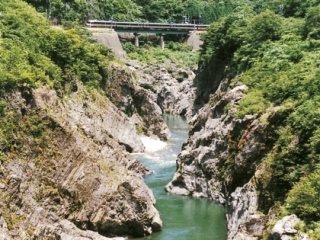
86 20 209 31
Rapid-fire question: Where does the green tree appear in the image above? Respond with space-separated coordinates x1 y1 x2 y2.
286 167 320 220
0 0 114 91
199 7 255 64
303 6 320 40
247 9 282 44
282 0 320 17
135 0 185 22
94 0 142 21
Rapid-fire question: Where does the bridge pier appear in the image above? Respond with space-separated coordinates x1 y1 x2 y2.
159 34 164 49
134 33 139 47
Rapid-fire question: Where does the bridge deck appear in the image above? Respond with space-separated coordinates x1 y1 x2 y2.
86 20 208 34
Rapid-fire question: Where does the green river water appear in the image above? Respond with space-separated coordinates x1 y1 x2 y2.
133 115 227 240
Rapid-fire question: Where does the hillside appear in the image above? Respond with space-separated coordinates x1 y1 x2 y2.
0 1 167 238
166 1 320 239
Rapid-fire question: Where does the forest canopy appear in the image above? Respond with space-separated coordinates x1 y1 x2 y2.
0 0 114 93
23 0 320 24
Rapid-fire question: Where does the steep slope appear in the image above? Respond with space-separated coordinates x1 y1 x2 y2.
167 6 320 239
0 85 161 239
0 1 164 238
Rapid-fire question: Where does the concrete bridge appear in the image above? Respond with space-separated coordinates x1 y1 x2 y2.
86 20 208 49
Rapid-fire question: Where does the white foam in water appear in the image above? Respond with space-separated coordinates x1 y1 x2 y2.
140 136 167 153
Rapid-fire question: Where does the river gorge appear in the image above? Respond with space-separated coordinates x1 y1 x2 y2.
0 3 315 238
134 115 226 240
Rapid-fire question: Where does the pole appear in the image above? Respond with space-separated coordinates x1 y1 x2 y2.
160 34 164 50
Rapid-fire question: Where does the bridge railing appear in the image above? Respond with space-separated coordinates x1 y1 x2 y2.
86 20 209 31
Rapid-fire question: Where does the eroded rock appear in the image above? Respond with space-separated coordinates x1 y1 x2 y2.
127 60 197 117
166 85 249 203
0 83 162 239
105 62 170 140
227 182 266 240
270 215 309 240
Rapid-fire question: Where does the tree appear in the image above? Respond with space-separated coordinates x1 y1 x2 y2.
247 10 282 44
285 0 320 17
93 0 142 21
136 0 185 22
286 167 320 221
303 6 320 40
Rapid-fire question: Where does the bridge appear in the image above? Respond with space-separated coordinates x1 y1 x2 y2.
86 20 209 48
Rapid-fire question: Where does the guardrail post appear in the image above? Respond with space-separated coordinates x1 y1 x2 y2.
134 33 139 47
160 34 164 50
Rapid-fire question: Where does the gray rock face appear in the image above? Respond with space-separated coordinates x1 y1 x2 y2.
165 82 287 238
33 85 145 153
0 84 162 239
270 215 309 240
34 220 126 240
0 216 11 240
227 183 266 240
105 62 170 140
166 85 249 203
127 60 197 117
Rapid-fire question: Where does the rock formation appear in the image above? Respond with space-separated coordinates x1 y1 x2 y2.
105 62 171 140
0 32 200 237
166 74 310 239
270 215 309 240
126 60 197 117
0 83 162 239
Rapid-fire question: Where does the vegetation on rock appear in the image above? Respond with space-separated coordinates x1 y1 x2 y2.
198 0 320 237
3 0 320 238
0 1 163 238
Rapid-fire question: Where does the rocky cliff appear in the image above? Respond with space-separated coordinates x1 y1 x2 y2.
126 60 196 117
166 75 309 239
0 51 199 238
0 1 201 238
0 82 163 239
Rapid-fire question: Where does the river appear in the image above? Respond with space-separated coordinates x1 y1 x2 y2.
133 115 227 240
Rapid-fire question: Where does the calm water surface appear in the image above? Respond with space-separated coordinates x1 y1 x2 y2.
133 115 227 240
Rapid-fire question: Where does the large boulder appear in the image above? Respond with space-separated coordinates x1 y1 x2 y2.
270 215 309 240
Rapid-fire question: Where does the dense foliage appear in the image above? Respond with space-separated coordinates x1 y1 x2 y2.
25 0 318 24
0 1 114 92
0 0 114 160
200 1 320 236
123 40 197 68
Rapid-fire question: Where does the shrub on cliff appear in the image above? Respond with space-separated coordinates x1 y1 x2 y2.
286 167 320 221
126 43 198 68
